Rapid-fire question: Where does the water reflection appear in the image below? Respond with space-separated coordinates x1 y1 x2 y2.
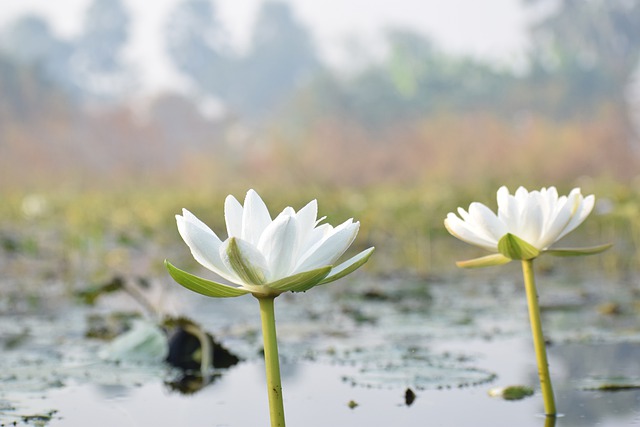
547 342 640 426
164 372 220 395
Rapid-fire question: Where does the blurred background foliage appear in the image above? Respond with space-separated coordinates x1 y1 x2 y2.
1 0 640 278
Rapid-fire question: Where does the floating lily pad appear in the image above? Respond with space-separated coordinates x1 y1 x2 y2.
328 346 496 390
581 377 640 392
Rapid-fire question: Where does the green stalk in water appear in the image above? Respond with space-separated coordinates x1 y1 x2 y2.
257 296 286 427
521 259 556 416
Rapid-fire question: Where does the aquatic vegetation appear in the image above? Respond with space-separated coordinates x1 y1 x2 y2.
445 186 611 417
488 385 534 400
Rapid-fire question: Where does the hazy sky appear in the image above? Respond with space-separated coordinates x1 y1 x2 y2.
0 0 532 94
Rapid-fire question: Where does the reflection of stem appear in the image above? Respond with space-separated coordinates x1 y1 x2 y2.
123 280 158 318
257 296 286 427
182 323 212 379
521 259 557 416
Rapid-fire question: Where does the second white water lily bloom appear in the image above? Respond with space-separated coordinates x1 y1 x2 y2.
445 186 610 267
166 189 374 298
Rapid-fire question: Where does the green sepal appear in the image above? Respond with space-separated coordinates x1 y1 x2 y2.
545 243 612 257
456 253 512 268
498 233 540 260
165 260 249 298
318 247 375 285
267 266 332 293
224 237 267 286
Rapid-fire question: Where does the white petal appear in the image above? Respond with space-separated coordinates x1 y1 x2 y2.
556 192 594 241
224 195 243 239
467 203 507 242
537 201 573 249
220 237 270 285
176 212 239 283
181 209 221 239
241 189 272 245
299 222 332 255
515 186 529 202
518 191 544 247
257 214 299 280
294 219 359 273
295 199 318 244
496 186 511 210
498 191 520 233
444 213 498 251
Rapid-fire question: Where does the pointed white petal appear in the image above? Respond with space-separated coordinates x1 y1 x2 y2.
176 212 239 283
518 192 544 248
274 206 296 219
556 193 594 241
295 199 318 244
496 186 510 210
444 213 498 251
181 209 221 240
241 189 272 245
467 202 507 242
299 222 333 256
498 191 520 233
294 220 359 273
537 193 575 249
257 214 299 280
224 195 243 239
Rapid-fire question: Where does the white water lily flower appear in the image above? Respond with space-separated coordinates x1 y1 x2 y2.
166 189 374 297
445 186 610 267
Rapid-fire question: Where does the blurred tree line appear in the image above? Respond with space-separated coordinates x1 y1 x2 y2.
0 0 639 188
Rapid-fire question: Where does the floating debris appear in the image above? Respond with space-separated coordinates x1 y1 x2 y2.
488 385 534 400
22 410 58 426
597 302 622 316
404 388 416 406
347 400 359 409
582 377 640 392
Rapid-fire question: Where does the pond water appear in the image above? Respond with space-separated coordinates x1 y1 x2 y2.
1 269 640 426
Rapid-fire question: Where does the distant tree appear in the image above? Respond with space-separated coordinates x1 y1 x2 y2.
289 29 515 127
236 1 321 118
525 0 640 118
72 0 133 100
165 0 233 98
0 15 78 97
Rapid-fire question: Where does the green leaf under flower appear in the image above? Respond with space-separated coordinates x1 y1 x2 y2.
319 247 375 285
165 260 249 298
456 253 512 268
545 243 612 257
498 233 540 260
267 266 332 293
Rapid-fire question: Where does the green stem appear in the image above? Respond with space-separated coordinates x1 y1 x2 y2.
257 296 286 427
521 259 557 416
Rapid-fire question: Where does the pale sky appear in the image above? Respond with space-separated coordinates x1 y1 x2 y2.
0 0 533 95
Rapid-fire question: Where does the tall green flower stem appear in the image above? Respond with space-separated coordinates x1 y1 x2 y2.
257 296 286 427
521 259 557 416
